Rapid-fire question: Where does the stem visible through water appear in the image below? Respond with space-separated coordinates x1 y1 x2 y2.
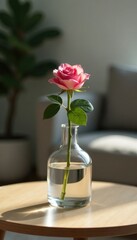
60 91 72 200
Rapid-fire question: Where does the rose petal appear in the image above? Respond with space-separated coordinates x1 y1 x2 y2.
73 65 84 74
49 63 90 90
48 78 69 90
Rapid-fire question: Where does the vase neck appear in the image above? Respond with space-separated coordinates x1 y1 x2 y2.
61 124 78 147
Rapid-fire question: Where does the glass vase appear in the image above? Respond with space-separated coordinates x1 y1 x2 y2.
47 124 92 208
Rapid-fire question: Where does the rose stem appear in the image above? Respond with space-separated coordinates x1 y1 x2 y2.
60 91 72 200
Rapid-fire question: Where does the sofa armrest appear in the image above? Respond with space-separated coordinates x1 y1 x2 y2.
36 92 103 179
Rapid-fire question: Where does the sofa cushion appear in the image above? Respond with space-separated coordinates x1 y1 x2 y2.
79 131 137 156
78 131 137 185
103 66 137 131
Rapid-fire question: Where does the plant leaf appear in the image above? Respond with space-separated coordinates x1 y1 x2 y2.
8 0 21 19
18 55 36 75
0 30 8 41
27 28 61 47
0 75 22 89
8 0 31 28
21 2 31 16
30 60 58 77
0 11 14 29
42 28 62 38
0 82 9 95
8 0 21 11
0 60 12 74
24 13 43 31
71 99 94 113
48 95 62 105
8 36 31 52
8 0 31 17
43 104 60 119
68 107 87 126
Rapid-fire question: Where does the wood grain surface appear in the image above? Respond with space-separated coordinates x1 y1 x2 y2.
0 181 137 239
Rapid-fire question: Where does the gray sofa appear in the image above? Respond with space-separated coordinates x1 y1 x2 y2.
36 65 137 186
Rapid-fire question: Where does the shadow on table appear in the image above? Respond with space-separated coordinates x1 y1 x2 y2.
1 182 137 224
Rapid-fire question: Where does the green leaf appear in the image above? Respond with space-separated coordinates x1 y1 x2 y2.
0 45 10 61
71 99 94 113
0 11 14 29
0 60 12 75
8 0 21 12
24 13 43 31
30 60 58 77
0 30 8 41
27 28 61 47
68 107 87 126
0 82 9 95
21 2 31 16
8 0 31 28
43 104 60 119
48 95 62 105
42 28 62 38
8 0 31 17
8 36 31 52
18 55 36 75
0 44 14 62
0 75 22 89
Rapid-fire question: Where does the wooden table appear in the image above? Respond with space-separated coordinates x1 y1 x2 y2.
0 181 137 240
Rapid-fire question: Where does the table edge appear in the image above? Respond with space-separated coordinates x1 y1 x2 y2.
0 220 137 238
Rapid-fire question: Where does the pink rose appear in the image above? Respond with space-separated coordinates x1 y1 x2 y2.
48 63 90 90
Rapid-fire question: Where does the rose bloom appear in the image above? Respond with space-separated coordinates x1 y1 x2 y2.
48 63 90 90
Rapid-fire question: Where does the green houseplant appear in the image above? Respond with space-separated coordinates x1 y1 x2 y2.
0 0 61 138
0 0 61 182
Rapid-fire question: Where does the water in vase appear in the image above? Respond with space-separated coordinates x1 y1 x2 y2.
47 162 92 208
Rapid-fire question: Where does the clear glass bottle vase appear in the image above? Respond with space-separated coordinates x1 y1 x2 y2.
47 124 92 208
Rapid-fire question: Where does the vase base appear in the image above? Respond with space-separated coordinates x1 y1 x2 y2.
48 196 91 208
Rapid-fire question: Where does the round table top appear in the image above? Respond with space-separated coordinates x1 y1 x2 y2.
0 181 137 238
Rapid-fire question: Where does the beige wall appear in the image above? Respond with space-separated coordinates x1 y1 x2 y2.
1 0 137 164
32 0 137 92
